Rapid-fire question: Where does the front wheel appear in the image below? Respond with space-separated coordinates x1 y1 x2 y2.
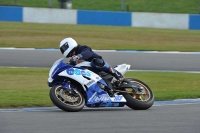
121 78 154 110
50 84 85 112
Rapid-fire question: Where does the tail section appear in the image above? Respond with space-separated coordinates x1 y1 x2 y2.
114 64 131 75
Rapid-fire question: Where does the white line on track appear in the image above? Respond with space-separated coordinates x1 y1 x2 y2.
0 99 200 112
1 48 200 54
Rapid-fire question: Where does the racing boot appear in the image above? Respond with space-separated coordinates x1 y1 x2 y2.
108 67 124 87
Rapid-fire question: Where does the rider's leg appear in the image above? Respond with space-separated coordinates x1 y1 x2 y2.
91 58 124 84
107 67 124 81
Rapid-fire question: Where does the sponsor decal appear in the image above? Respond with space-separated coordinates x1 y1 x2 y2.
86 72 91 77
99 102 120 107
66 68 74 75
66 68 91 76
81 71 86 76
88 92 110 103
113 95 123 101
74 69 81 75
86 80 95 86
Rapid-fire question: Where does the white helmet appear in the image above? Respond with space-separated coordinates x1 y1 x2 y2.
59 37 78 57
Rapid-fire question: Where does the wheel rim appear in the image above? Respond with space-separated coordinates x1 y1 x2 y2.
125 81 151 102
54 85 83 106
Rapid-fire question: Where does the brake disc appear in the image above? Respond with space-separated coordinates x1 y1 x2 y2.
59 89 79 102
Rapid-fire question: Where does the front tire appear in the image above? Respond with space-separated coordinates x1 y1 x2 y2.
122 78 154 110
50 84 85 112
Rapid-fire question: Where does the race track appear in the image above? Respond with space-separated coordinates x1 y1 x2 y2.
1 103 200 133
0 49 200 133
0 49 200 71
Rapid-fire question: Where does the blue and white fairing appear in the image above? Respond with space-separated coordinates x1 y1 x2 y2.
48 58 126 108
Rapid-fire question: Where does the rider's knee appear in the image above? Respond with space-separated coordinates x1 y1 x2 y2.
91 58 110 71
91 58 105 67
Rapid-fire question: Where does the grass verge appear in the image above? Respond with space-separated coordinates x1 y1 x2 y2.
1 22 200 51
0 67 199 108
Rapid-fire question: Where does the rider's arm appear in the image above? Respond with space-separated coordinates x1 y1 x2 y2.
79 46 95 60
79 46 102 60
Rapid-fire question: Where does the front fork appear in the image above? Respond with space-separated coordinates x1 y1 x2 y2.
62 81 79 97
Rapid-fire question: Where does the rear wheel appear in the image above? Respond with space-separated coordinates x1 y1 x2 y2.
121 78 154 110
50 84 85 112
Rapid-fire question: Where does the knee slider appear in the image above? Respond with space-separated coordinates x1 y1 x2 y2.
91 58 111 72
91 58 105 68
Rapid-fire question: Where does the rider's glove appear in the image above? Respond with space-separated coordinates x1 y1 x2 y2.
72 54 83 62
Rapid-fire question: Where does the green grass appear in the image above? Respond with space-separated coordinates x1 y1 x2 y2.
1 22 200 51
0 0 199 14
0 0 200 108
0 68 52 108
125 72 200 100
0 67 200 108
0 21 199 108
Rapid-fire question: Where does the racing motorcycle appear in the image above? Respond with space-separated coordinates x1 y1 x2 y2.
47 58 154 112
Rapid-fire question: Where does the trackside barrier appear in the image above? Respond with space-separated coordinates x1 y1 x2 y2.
77 10 131 26
189 14 200 30
0 6 200 30
0 6 22 22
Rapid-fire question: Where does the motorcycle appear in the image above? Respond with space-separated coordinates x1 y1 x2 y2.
47 58 154 112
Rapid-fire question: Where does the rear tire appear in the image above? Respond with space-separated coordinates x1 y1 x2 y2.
50 84 85 112
122 78 154 110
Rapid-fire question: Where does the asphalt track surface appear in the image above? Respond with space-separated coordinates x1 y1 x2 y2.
1 49 200 133
0 49 200 71
1 103 200 133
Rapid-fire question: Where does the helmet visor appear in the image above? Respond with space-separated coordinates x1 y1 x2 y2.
60 44 69 54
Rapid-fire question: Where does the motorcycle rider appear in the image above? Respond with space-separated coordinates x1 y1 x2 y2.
59 37 124 87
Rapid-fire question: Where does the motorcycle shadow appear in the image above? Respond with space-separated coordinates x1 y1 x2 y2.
81 106 132 112
49 107 132 112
